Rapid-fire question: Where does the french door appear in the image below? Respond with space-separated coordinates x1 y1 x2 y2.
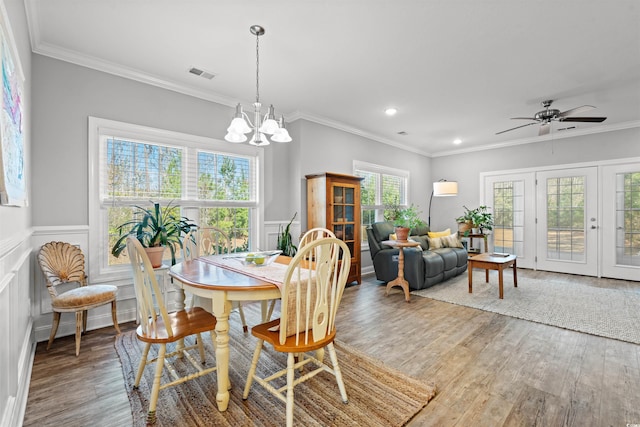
484 173 536 269
601 164 640 280
535 167 598 276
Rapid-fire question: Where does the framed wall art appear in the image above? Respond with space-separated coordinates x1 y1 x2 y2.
0 6 26 207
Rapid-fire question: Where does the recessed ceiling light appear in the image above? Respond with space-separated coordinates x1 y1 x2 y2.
385 108 397 116
453 138 462 145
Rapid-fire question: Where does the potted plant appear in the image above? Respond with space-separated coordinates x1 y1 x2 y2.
277 212 298 257
111 201 195 267
388 204 426 241
455 205 493 236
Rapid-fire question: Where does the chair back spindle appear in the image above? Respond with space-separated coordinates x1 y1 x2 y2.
279 237 350 346
126 237 173 339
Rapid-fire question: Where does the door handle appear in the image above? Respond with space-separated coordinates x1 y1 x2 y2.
590 225 597 229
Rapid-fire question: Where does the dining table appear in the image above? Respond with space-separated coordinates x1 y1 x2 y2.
168 254 288 412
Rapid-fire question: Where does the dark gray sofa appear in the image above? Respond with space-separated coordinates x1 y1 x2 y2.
366 221 467 290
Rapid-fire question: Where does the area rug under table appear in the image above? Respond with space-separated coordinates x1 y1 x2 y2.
115 326 436 426
412 272 640 344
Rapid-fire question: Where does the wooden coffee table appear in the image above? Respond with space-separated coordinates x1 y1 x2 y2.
468 253 517 299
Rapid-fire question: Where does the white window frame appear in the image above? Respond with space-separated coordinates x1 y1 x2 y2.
88 116 264 282
354 160 410 248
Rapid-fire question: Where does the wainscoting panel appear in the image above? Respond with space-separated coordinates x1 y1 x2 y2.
0 235 34 427
263 220 301 253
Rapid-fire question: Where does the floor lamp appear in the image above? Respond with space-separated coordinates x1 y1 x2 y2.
428 180 458 226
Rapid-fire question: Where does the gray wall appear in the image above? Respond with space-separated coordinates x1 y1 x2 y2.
31 55 237 226
296 120 432 231
429 127 640 232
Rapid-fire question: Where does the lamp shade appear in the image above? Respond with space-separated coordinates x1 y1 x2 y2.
224 131 248 143
227 117 252 134
271 127 292 143
433 181 458 196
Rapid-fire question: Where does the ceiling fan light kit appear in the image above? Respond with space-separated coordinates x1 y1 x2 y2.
496 99 607 136
224 25 292 146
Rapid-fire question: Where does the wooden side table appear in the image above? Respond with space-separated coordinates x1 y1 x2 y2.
381 239 421 302
464 233 488 254
468 253 517 299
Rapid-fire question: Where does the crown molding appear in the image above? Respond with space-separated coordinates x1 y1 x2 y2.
31 40 242 107
431 120 640 158
25 3 637 160
288 111 432 157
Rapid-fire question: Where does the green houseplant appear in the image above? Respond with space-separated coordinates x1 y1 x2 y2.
111 201 195 267
277 212 298 257
386 204 426 241
455 205 493 235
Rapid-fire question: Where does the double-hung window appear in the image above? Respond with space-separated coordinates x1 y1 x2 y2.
88 117 262 281
354 161 409 245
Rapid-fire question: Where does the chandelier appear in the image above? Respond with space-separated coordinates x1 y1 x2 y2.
224 25 292 146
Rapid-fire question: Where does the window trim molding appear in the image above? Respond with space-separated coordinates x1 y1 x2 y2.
88 116 264 282
353 160 411 251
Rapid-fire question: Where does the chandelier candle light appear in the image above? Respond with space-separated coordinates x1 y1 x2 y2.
225 25 292 146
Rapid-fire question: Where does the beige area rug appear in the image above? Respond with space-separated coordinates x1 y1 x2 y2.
115 315 436 426
412 272 640 344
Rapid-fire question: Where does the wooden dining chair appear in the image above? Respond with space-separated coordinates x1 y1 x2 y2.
126 237 218 424
243 237 351 427
299 227 335 248
37 241 121 356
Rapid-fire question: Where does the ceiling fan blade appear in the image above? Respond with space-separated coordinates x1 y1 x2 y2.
510 117 538 120
496 122 537 135
539 123 550 136
558 105 595 118
560 116 607 123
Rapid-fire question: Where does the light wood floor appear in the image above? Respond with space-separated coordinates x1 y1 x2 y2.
23 269 640 426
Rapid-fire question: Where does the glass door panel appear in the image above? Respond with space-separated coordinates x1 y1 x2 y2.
484 172 535 269
536 167 597 276
345 187 354 204
602 164 640 280
616 172 640 266
345 205 354 222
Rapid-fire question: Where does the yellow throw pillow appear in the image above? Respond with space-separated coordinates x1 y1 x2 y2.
389 233 397 240
428 228 451 238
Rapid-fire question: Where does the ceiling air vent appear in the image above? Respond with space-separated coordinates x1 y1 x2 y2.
188 67 216 80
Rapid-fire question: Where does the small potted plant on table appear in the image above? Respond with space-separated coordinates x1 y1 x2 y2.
389 204 426 241
455 205 493 236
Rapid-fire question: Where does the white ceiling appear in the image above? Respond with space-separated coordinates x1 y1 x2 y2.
25 0 640 156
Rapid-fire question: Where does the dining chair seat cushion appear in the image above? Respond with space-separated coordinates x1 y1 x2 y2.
51 284 118 310
136 307 217 344
253 319 337 353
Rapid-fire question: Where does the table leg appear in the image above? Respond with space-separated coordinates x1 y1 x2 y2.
173 284 186 355
211 293 232 411
485 269 489 283
498 267 504 299
468 262 473 293
385 248 411 302
513 259 518 287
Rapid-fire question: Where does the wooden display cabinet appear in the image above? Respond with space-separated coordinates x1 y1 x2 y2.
306 172 363 284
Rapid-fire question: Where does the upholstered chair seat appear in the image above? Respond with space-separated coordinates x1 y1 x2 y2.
38 241 121 356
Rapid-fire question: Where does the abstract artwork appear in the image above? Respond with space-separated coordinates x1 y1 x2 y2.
0 28 25 206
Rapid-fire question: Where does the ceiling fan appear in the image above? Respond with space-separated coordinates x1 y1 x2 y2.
496 100 607 136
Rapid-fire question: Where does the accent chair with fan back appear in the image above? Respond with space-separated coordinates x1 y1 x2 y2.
37 241 121 356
